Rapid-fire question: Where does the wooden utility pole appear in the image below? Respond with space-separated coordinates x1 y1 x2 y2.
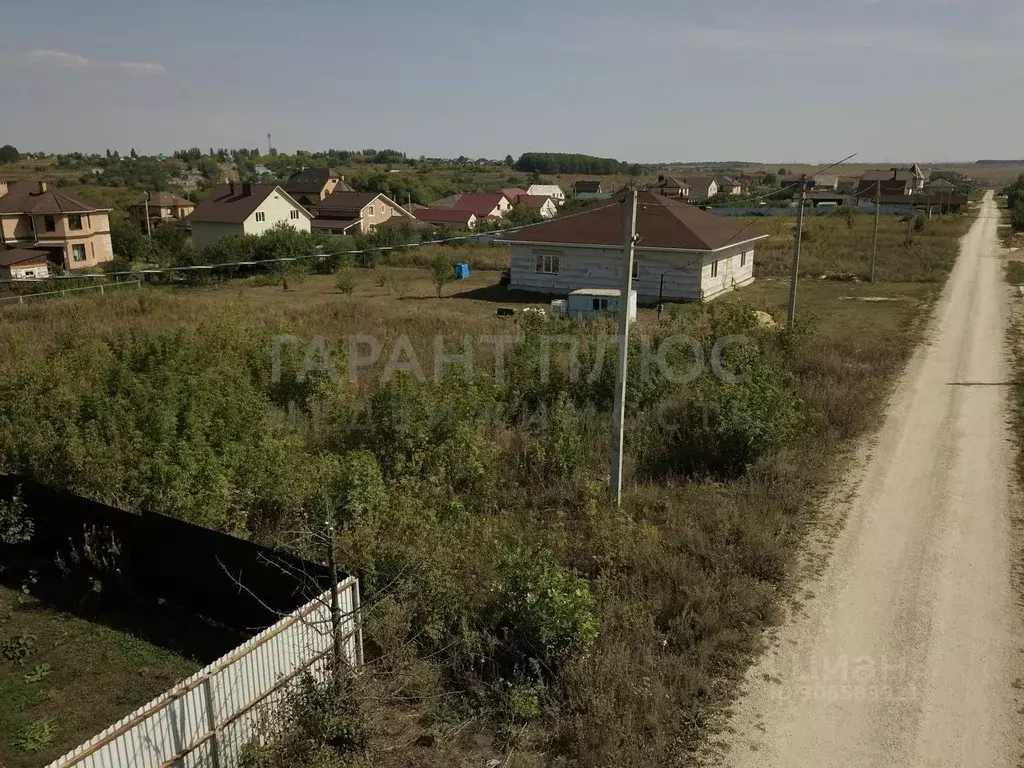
870 180 880 282
610 189 638 506
905 199 915 246
787 175 807 325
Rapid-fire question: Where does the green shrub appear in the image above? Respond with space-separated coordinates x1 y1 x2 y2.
334 270 356 295
0 486 32 544
490 547 598 672
13 717 58 753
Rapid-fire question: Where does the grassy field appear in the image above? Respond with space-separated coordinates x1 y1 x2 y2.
0 204 976 766
0 587 200 768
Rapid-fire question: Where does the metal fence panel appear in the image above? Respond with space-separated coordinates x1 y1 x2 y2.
45 578 361 768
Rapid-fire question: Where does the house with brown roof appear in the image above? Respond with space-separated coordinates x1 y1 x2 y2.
511 194 558 219
0 248 51 280
715 176 744 196
430 193 513 221
128 192 195 232
284 168 353 207
500 190 767 302
646 176 691 199
309 191 415 235
0 181 114 271
414 208 479 229
187 182 312 249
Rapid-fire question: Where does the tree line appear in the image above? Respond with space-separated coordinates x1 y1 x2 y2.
514 151 644 176
1004 175 1024 231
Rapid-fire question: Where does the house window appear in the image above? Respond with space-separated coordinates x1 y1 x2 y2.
290 210 300 220
592 298 611 311
740 252 747 267
68 215 83 230
255 211 266 222
43 215 56 232
632 260 639 279
72 244 87 262
710 259 719 278
535 253 560 274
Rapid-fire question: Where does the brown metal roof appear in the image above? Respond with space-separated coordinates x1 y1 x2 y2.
513 194 553 210
414 208 477 224
188 184 287 223
131 192 193 208
312 191 379 215
0 182 109 215
0 248 50 267
284 167 340 195
503 191 767 252
439 193 508 217
573 180 603 194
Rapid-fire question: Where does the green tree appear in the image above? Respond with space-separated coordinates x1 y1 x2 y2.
504 154 515 167
505 203 544 227
430 250 454 297
762 173 777 187
130 148 138 159
0 144 20 164
110 216 152 263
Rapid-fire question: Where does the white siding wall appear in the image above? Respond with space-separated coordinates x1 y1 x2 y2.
190 221 245 250
12 263 50 279
700 245 755 299
243 191 312 237
509 244 704 301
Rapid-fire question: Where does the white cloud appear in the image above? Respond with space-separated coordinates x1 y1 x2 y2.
21 49 166 75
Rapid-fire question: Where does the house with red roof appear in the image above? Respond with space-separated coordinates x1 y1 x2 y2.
500 190 768 302
414 208 478 229
429 193 513 220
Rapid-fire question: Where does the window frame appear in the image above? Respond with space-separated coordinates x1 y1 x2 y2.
534 251 560 275
740 251 747 267
289 210 300 220
43 215 56 232
255 211 266 223
71 243 87 262
68 214 83 230
710 259 719 278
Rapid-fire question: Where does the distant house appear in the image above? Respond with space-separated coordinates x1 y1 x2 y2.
310 191 416 235
501 190 767 302
573 180 609 201
715 176 744 196
685 176 719 201
511 194 558 219
812 174 840 191
187 182 312 249
501 187 528 202
647 176 690 199
859 165 929 196
430 193 513 221
284 168 353 206
0 248 50 280
0 181 114 270
925 178 955 193
252 164 272 178
128 192 194 231
526 184 566 205
414 208 478 229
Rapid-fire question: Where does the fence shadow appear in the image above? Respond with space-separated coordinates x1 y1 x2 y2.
0 474 334 663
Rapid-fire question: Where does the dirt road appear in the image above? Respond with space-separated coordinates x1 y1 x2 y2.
721 191 1023 767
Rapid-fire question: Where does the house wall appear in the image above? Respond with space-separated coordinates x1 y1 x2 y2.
242 191 312 238
57 232 115 270
5 261 50 280
191 221 245 250
0 213 33 242
700 245 755 300
508 244 705 302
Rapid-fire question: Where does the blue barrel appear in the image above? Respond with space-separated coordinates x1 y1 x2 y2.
454 262 470 280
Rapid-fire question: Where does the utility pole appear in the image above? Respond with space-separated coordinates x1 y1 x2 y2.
326 519 344 697
870 180 880 282
610 189 638 506
787 175 807 325
144 192 152 238
905 198 915 246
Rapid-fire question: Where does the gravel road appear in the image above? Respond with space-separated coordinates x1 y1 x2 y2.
722 191 1023 767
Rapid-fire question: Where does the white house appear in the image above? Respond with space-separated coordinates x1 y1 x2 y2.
0 248 50 280
511 194 559 219
526 184 566 206
500 191 767 302
188 183 312 249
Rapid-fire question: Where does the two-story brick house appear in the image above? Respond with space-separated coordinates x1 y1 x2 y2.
309 191 416 235
127 192 195 232
0 181 114 271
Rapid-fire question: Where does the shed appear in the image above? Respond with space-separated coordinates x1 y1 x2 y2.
565 288 637 322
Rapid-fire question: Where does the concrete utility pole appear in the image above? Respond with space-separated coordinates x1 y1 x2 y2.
610 189 638 506
870 180 880 282
144 192 152 238
787 175 808 325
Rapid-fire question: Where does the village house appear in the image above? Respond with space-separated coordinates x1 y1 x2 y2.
284 168 354 207
414 208 479 229
685 176 719 201
572 180 609 201
647 176 690 199
187 182 312 249
715 176 744 196
511 194 558 219
501 190 767 302
430 193 513 221
0 181 114 270
0 248 51 280
128 192 194 232
501 187 528 202
526 184 566 205
310 191 416 235
857 165 930 197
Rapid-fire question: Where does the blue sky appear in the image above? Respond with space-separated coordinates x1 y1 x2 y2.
1 0 1022 163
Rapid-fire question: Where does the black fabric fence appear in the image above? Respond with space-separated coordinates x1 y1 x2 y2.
0 474 332 633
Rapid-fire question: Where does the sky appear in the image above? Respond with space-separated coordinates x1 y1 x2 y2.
1 0 1022 164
